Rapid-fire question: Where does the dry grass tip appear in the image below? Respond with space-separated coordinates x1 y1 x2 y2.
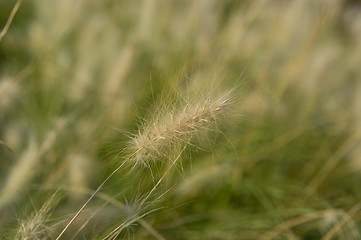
129 90 234 166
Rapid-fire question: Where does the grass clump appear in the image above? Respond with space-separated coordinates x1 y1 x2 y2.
56 89 236 239
1 0 361 239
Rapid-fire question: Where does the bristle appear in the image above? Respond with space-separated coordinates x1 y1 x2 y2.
130 92 233 165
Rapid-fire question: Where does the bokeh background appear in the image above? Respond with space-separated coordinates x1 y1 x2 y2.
1 0 361 239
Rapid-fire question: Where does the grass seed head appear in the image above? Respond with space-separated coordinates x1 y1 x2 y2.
129 91 233 166
16 191 59 240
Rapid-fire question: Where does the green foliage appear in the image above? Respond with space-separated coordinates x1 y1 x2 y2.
1 0 361 239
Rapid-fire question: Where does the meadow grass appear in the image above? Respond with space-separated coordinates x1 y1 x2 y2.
1 0 361 239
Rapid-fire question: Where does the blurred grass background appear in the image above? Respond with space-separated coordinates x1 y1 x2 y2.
1 0 361 239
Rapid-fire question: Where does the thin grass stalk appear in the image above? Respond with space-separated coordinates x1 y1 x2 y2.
55 152 136 240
